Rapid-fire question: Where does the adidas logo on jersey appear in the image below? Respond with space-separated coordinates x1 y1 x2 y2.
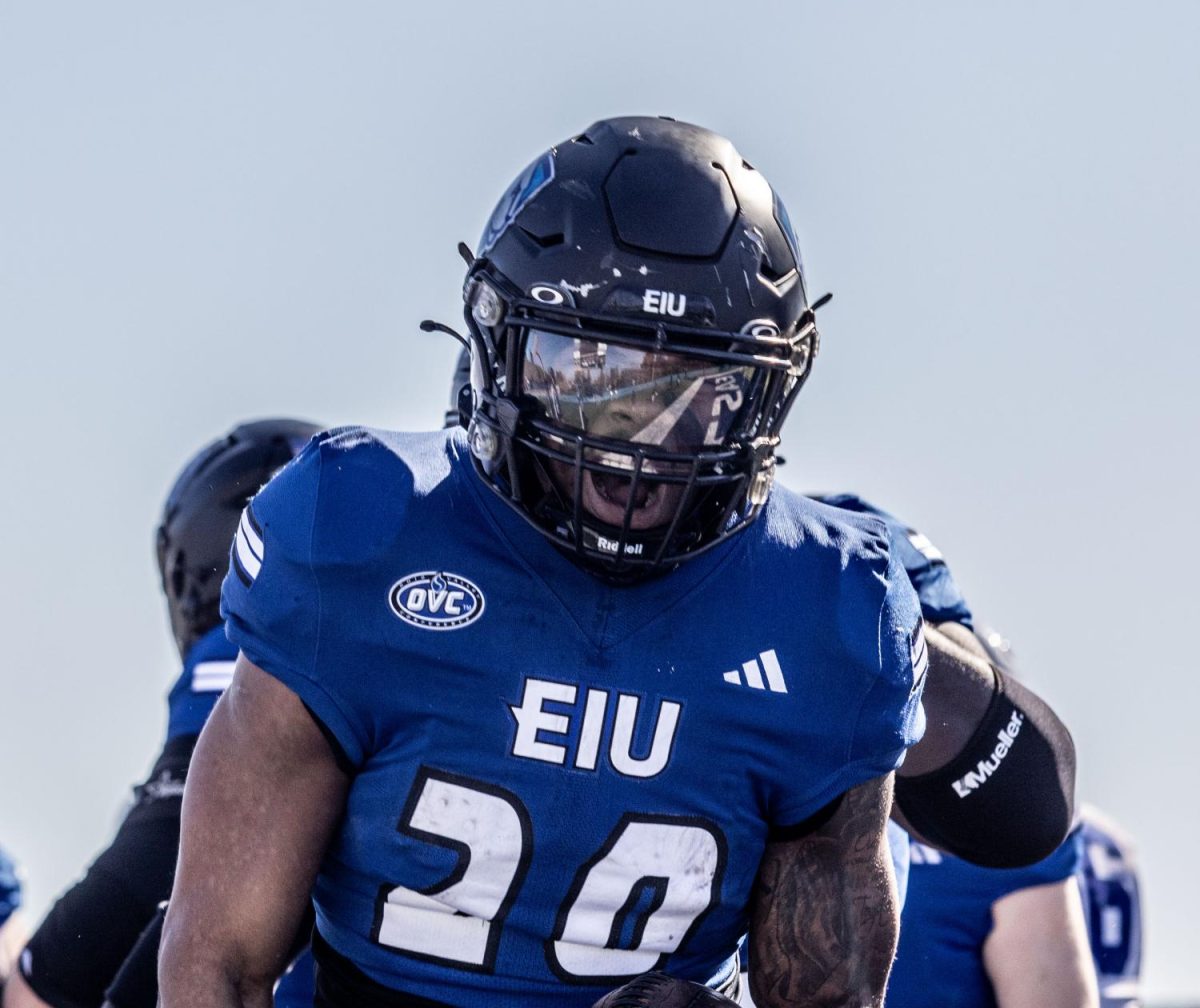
722 649 787 693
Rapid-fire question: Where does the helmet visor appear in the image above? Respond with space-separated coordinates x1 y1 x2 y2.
522 330 755 455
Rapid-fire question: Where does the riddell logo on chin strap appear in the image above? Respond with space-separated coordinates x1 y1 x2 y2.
951 710 1025 797
595 535 643 556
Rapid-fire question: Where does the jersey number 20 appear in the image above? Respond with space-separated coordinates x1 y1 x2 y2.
372 768 725 983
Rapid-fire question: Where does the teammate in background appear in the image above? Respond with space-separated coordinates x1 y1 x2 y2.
163 116 936 1008
4 421 319 1008
886 629 1142 1008
887 830 1097 1008
0 846 27 988
1077 805 1142 1008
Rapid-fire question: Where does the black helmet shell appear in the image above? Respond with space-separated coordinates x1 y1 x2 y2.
156 418 321 657
462 116 821 577
477 116 806 338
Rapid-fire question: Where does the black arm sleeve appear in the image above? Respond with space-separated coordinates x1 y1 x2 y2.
894 669 1076 868
104 903 315 1008
101 906 164 1008
20 735 197 1008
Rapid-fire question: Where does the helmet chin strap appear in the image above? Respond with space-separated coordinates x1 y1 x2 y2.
523 453 710 580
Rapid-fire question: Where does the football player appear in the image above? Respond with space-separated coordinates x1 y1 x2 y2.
1076 805 1142 1008
162 116 941 1008
3 421 319 1008
0 846 27 989
443 351 1077 873
887 828 1098 1008
886 630 1140 1008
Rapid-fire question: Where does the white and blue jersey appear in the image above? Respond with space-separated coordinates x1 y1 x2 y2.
165 625 239 741
274 948 316 1008
886 831 1084 1008
221 427 927 1008
1077 806 1142 1008
0 845 20 929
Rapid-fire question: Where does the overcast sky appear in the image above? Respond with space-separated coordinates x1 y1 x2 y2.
2 1 1198 1000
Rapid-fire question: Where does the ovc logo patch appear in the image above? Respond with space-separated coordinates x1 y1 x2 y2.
388 571 485 631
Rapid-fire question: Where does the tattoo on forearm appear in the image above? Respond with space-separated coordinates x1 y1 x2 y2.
749 778 899 1008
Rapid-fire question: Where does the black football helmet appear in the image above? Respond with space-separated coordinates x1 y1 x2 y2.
590 972 739 1008
454 116 824 576
156 418 321 657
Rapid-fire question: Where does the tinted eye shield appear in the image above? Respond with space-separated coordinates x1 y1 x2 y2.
464 271 816 378
523 330 754 447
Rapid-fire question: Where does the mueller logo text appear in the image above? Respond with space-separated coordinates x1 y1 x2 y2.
952 710 1025 797
388 571 485 631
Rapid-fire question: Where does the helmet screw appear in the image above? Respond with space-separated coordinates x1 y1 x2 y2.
471 281 504 327
468 417 500 462
748 468 774 506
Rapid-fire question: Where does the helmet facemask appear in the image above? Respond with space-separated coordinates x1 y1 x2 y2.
461 262 819 578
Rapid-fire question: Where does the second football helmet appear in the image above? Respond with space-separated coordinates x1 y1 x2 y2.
156 418 321 656
456 116 822 576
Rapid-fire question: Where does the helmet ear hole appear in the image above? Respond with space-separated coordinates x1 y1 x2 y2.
155 525 169 589
170 550 187 600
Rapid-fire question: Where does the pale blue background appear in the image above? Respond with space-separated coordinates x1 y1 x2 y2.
1 1 1196 1000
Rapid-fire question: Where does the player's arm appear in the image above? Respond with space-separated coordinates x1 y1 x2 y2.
896 622 993 775
983 878 1099 1008
894 622 1077 867
158 656 349 1008
748 774 899 1008
0 912 28 989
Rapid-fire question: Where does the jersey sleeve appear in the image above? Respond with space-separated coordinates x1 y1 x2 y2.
817 494 973 628
220 438 369 766
845 541 928 774
967 824 1084 907
1077 809 1142 999
770 530 927 827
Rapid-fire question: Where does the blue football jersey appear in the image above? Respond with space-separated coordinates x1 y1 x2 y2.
813 494 973 629
165 625 239 740
0 845 20 928
274 947 316 1008
886 828 1083 1008
1077 806 1142 1008
221 427 927 1008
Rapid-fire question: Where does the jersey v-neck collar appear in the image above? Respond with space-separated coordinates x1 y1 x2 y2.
450 435 749 653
